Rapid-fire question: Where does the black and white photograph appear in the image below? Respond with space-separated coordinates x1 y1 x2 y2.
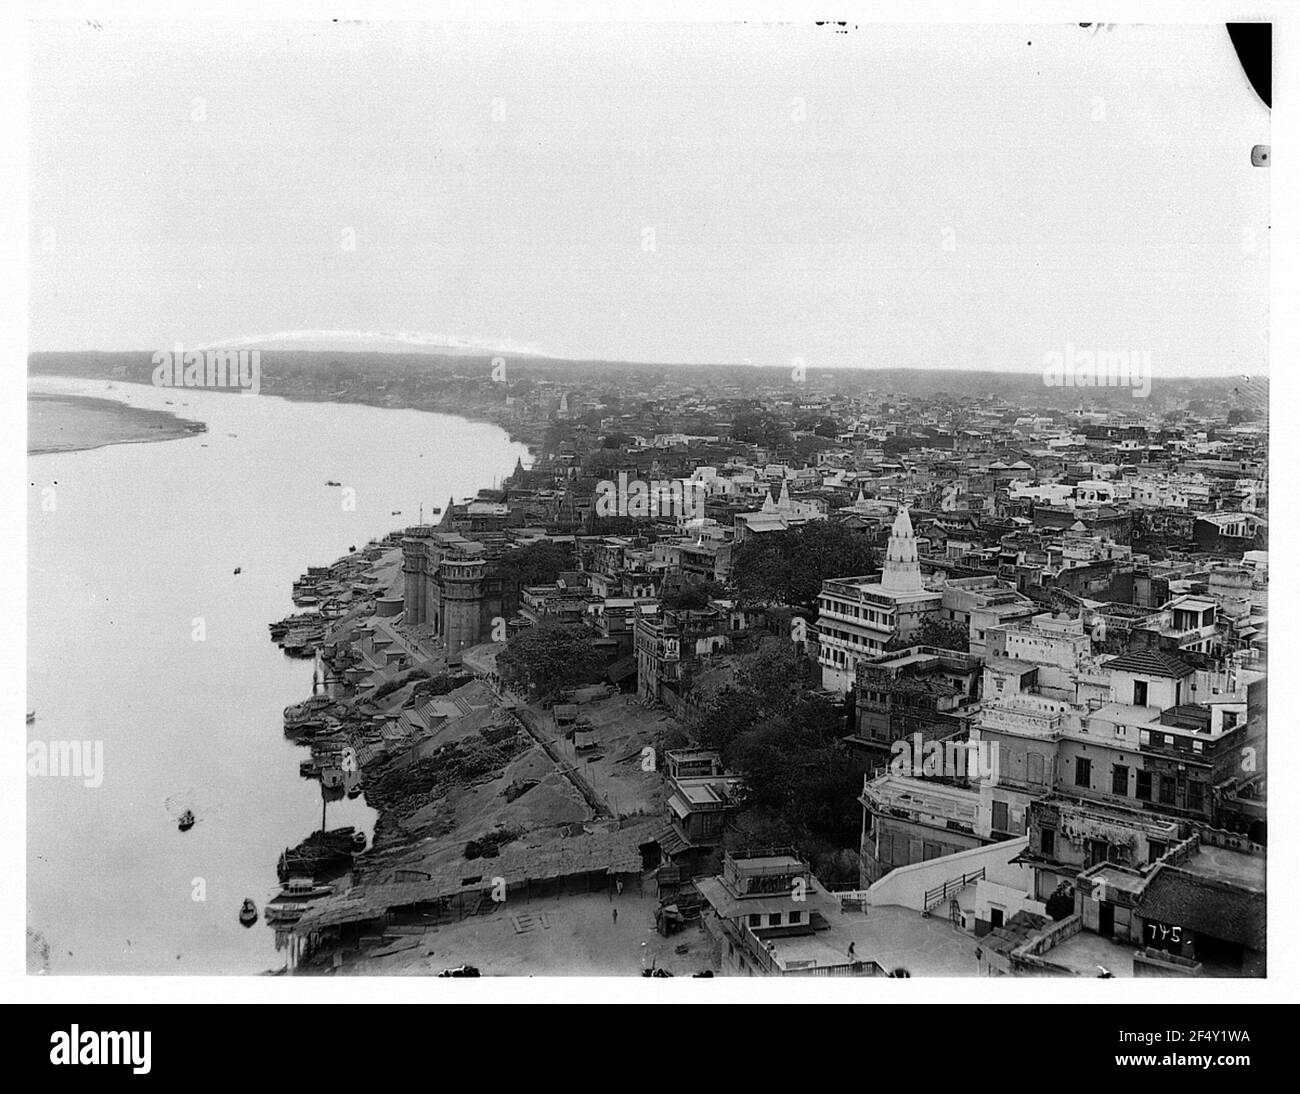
3 0 1296 1046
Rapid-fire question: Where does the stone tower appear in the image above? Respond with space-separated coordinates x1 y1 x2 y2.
402 536 431 624
438 547 486 656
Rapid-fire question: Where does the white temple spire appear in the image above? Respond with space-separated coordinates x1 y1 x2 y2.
879 507 923 595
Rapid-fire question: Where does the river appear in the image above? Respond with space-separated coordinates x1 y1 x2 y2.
26 376 531 974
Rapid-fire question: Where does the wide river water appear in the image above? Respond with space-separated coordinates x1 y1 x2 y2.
27 376 530 974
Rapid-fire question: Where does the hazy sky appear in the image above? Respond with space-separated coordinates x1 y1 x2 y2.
29 20 1269 374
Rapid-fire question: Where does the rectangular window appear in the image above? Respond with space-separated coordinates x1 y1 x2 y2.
1187 781 1205 812
769 913 782 927
1159 775 1176 805
789 910 802 924
748 914 762 928
1075 757 1092 788
1040 828 1055 857
1136 770 1152 801
1111 765 1129 796
1133 680 1148 706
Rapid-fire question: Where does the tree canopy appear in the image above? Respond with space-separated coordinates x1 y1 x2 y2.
732 521 878 611
886 616 970 653
661 580 726 610
689 641 865 884
496 618 604 701
494 540 574 592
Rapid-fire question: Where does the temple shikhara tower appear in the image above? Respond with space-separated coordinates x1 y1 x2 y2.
879 507 924 596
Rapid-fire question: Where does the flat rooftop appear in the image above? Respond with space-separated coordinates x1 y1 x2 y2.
735 854 804 871
678 782 727 805
984 656 1037 675
1180 844 1265 891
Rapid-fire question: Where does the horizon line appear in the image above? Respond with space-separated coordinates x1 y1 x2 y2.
26 348 1270 381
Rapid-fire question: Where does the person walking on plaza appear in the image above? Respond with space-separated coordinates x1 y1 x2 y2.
612 907 618 926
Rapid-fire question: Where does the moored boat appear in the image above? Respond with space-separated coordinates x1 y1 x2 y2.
263 877 336 923
239 899 259 927
277 828 358 880
281 877 335 899
178 810 195 832
269 611 321 640
284 694 333 727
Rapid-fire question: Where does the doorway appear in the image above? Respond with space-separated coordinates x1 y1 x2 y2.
1099 902 1114 937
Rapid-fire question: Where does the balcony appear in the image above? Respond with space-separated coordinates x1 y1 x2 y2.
860 774 981 829
818 608 894 633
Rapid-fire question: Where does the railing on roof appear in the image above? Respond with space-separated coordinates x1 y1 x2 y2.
922 868 985 915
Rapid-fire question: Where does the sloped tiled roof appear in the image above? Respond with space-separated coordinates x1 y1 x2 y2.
1137 868 1266 950
1105 650 1196 679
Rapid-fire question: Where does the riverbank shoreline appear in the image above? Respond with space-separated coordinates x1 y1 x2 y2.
273 539 674 975
270 391 545 454
28 384 526 974
27 364 548 455
28 391 207 456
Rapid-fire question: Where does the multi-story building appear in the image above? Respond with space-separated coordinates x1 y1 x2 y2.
862 647 1264 887
859 773 992 885
633 605 733 711
652 749 741 883
1022 802 1265 976
933 574 1036 657
697 849 884 977
816 508 942 691
848 645 981 764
